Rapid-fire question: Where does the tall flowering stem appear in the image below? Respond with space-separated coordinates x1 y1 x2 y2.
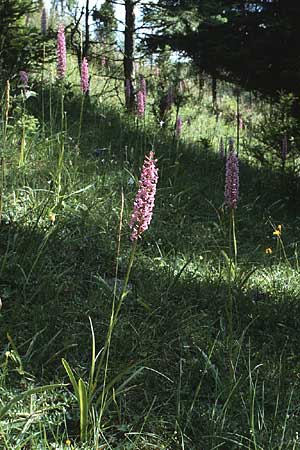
56 24 67 204
224 148 239 278
57 25 66 80
137 90 145 118
80 57 89 94
78 57 89 145
99 154 158 426
225 150 239 211
113 151 158 358
0 81 10 223
224 149 239 377
41 7 47 134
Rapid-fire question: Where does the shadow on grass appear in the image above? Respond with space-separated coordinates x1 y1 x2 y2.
5 83 300 368
1 85 300 447
0 215 300 447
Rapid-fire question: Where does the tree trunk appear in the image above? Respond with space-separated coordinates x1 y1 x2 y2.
124 0 135 111
236 90 240 155
83 0 90 58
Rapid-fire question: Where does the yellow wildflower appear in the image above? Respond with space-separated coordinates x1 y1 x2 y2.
265 247 272 254
49 212 56 224
66 439 71 447
273 224 282 237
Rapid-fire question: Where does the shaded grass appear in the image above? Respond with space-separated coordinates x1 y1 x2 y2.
0 81 300 448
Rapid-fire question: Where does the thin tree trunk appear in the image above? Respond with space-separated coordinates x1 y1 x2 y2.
84 0 90 58
236 90 240 155
124 0 135 111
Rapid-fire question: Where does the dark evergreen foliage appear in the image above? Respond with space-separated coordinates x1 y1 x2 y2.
0 0 54 83
143 0 300 99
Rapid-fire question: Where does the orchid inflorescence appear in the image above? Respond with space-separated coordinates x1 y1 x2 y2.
129 151 159 241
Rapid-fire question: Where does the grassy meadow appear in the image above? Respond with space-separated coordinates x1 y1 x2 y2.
1 57 300 450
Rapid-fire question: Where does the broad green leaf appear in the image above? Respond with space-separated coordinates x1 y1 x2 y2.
62 358 79 401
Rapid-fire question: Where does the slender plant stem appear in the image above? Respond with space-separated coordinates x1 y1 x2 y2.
116 239 137 320
0 158 5 224
78 94 84 146
227 208 235 381
98 238 138 424
56 83 64 204
232 208 237 268
113 190 125 301
42 43 45 136
49 72 53 148
19 91 26 167
3 80 10 150
1 81 10 224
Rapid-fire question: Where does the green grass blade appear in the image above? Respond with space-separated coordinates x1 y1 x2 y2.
79 378 89 442
62 358 79 401
95 364 145 411
88 316 96 399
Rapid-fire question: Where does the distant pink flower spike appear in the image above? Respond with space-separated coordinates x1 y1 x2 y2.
19 71 29 87
137 90 145 117
225 149 239 209
101 55 106 67
80 57 89 93
130 151 159 241
175 116 183 137
41 7 47 35
139 75 147 105
57 24 67 79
